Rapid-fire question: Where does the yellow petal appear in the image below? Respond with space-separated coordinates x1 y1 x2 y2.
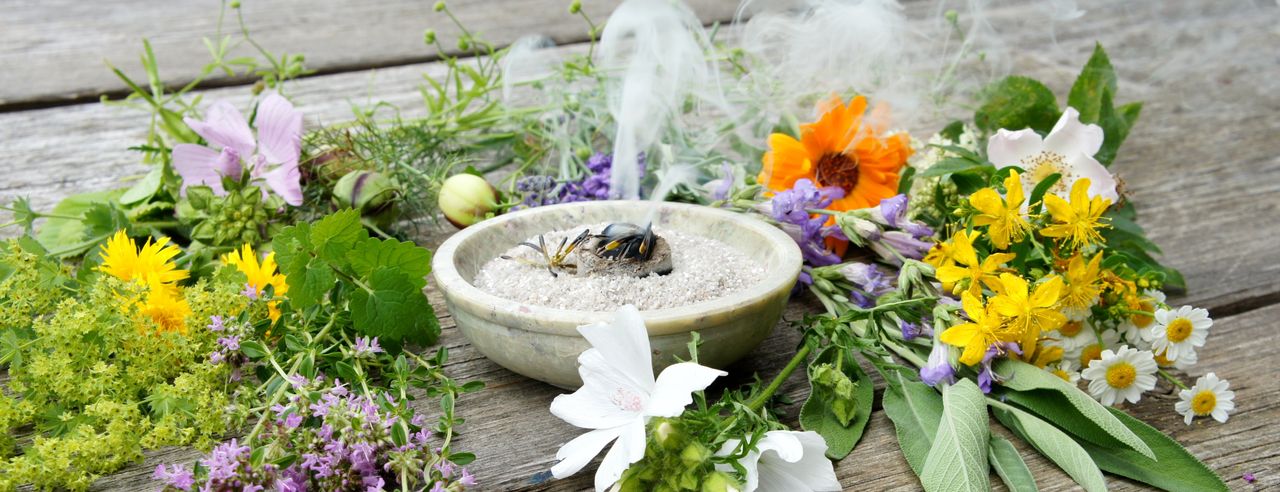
969 188 1005 216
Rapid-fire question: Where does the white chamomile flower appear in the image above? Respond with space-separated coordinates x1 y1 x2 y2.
1051 359 1081 385
1145 305 1211 362
1119 290 1164 346
1069 328 1120 369
1082 345 1157 406
1176 372 1235 425
1055 318 1104 352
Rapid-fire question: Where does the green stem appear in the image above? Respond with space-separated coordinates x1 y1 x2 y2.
1157 368 1189 390
747 343 812 412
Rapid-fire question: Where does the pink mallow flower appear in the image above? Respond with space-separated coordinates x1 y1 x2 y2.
173 93 304 205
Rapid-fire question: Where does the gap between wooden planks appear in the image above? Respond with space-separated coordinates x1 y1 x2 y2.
0 0 742 110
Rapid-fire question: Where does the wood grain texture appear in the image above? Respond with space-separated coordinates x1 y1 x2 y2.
0 0 1278 490
0 0 740 108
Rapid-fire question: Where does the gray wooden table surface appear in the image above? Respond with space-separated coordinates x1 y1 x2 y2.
1 0 1278 490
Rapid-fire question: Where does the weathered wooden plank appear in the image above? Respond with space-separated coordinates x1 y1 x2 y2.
0 0 741 109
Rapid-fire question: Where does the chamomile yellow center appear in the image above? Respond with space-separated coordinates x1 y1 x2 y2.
1166 318 1193 343
1052 368 1072 382
1105 362 1137 389
1154 351 1174 367
1059 321 1084 337
1080 345 1104 368
1132 300 1155 328
1191 390 1217 415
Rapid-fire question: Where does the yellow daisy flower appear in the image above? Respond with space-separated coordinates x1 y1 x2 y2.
97 230 189 285
990 273 1067 357
223 244 289 323
138 275 192 334
969 171 1032 250
939 292 1018 365
1041 177 1111 250
935 234 1016 298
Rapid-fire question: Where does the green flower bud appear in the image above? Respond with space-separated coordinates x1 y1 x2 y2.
438 173 498 229
575 147 591 160
433 1 446 12
423 29 437 45
334 171 401 229
701 471 742 492
812 363 859 426
457 37 471 51
230 0 241 8
679 441 710 465
569 0 582 14
653 419 681 449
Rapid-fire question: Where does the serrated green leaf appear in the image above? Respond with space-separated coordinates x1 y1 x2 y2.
993 404 1106 492
975 76 1060 135
919 158 994 178
309 209 368 267
882 372 944 475
272 222 312 276
347 237 432 287
989 435 1039 492
800 345 874 459
289 258 335 310
1078 407 1228 492
921 378 989 492
350 267 439 346
1068 43 1117 124
995 359 1154 459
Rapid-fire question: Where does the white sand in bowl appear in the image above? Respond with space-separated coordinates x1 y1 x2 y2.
473 224 766 311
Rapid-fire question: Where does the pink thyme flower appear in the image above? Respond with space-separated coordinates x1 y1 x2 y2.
173 93 304 205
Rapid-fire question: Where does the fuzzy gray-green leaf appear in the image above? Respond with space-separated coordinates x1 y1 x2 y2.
921 379 989 492
989 435 1039 492
993 404 1106 492
882 371 944 475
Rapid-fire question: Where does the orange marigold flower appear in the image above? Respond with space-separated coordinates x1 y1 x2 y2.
758 95 912 211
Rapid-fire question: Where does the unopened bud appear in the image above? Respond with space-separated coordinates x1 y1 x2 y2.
569 0 582 14
423 29 437 45
438 173 498 229
433 1 446 12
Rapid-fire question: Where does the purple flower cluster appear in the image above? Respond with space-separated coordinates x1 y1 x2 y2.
835 262 894 307
837 194 936 266
207 315 247 372
766 179 848 267
156 375 474 491
513 152 646 209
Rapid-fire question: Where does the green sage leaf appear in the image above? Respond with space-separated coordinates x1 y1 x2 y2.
995 359 1154 459
1079 407 1228 492
881 371 944 475
993 404 1106 492
989 435 1039 492
921 378 989 492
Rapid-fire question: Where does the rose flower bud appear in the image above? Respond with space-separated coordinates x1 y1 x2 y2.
438 173 499 228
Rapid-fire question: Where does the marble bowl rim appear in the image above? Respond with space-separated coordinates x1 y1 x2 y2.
431 200 802 337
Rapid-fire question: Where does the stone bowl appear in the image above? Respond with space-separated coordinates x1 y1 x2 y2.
431 200 801 388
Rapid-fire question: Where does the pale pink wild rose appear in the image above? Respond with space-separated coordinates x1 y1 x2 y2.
172 93 304 205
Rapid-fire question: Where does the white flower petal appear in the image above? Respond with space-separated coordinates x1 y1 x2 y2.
551 427 621 479
578 305 656 392
987 128 1044 168
593 419 646 492
757 431 806 463
1045 107 1104 157
646 362 726 417
759 431 841 492
1064 153 1118 201
550 364 641 430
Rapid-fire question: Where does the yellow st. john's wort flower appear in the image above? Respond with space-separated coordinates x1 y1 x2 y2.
924 229 979 270
1041 177 1110 250
97 230 189 285
1059 253 1105 314
989 273 1066 359
223 244 289 323
940 292 1019 365
138 275 192 333
934 233 1016 298
969 170 1032 250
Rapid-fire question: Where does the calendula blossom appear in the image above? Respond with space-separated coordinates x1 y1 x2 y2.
990 273 1066 357
940 292 1019 366
1041 177 1111 250
98 230 189 285
969 171 1032 249
935 235 1016 298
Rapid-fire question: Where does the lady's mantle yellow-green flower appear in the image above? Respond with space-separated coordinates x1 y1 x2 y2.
222 244 288 323
969 171 1031 249
97 230 188 285
990 273 1066 358
935 233 1016 298
1041 177 1110 250
940 292 1019 365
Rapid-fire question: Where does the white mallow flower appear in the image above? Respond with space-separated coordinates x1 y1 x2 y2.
1176 372 1236 425
987 107 1118 202
715 431 841 492
1145 305 1211 362
549 305 726 491
1082 345 1158 406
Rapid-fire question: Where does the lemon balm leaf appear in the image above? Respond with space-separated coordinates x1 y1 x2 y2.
347 237 432 287
350 267 439 347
